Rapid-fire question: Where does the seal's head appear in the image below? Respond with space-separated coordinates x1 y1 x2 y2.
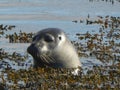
27 28 81 68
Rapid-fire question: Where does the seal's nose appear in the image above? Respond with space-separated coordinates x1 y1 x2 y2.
27 44 35 54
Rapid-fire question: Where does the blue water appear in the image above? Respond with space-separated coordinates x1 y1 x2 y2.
0 0 120 70
0 0 120 35
0 0 119 42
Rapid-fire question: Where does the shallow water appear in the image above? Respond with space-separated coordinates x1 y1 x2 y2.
0 0 120 34
0 0 120 68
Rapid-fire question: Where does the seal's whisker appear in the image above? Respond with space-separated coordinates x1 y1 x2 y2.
47 55 56 63
39 55 42 60
36 53 39 58
45 55 54 63
41 54 49 63
40 55 44 62
44 54 55 64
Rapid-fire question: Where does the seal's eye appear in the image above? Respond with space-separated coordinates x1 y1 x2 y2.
59 36 62 40
44 34 54 42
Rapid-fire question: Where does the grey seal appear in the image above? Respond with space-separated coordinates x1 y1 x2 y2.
27 28 81 68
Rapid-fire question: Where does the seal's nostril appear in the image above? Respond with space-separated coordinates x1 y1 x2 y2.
31 43 35 47
27 43 38 55
27 44 34 54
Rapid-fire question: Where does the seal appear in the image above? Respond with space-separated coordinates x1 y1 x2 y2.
27 28 81 68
